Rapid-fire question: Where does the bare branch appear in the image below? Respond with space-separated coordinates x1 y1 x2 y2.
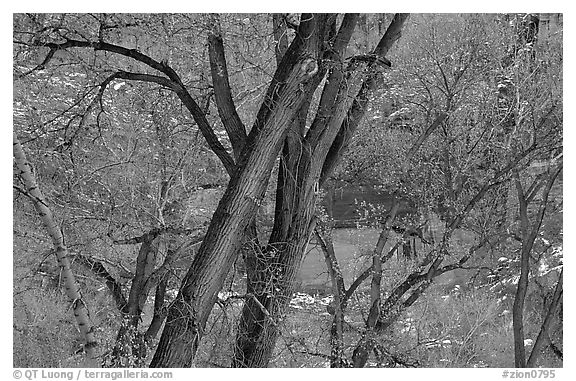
35 39 183 85
29 38 236 175
407 112 449 159
76 255 128 313
207 16 247 160
15 46 57 79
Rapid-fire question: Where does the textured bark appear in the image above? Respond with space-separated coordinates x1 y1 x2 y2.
233 14 410 368
109 231 162 367
232 146 319 367
272 14 289 63
145 277 168 343
321 14 410 184
232 14 356 368
512 172 530 368
13 132 99 366
127 233 159 326
150 32 322 367
208 15 247 160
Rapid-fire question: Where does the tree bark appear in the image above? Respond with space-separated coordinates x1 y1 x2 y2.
109 231 161 367
207 14 247 160
149 25 323 367
13 132 99 366
232 14 409 368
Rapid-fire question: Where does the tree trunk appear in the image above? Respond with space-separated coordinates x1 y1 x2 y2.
232 158 319 367
232 13 409 368
13 132 99 367
526 269 562 367
351 204 398 367
512 165 561 368
315 225 348 367
150 29 323 367
109 232 160 367
512 243 530 367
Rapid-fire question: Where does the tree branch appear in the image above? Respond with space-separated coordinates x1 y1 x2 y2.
76 255 128 313
272 14 290 64
101 71 179 92
36 39 183 85
320 14 410 185
407 112 449 159
207 15 247 160
304 13 359 150
31 38 236 175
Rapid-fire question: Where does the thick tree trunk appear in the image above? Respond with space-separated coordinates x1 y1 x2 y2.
13 132 99 366
150 42 322 367
233 209 317 367
232 13 409 368
512 244 530 367
233 144 319 367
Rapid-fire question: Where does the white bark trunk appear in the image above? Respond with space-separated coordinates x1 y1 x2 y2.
13 132 99 367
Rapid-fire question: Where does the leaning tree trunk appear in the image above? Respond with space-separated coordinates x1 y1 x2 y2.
13 132 99 366
149 29 323 367
232 13 409 368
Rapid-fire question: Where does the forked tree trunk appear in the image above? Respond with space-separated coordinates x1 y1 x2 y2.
232 176 318 367
13 132 99 367
232 13 410 368
149 28 323 367
512 165 561 367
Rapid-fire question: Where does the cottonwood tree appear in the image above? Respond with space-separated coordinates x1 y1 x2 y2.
13 13 276 366
230 14 410 367
14 13 410 367
15 17 220 364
